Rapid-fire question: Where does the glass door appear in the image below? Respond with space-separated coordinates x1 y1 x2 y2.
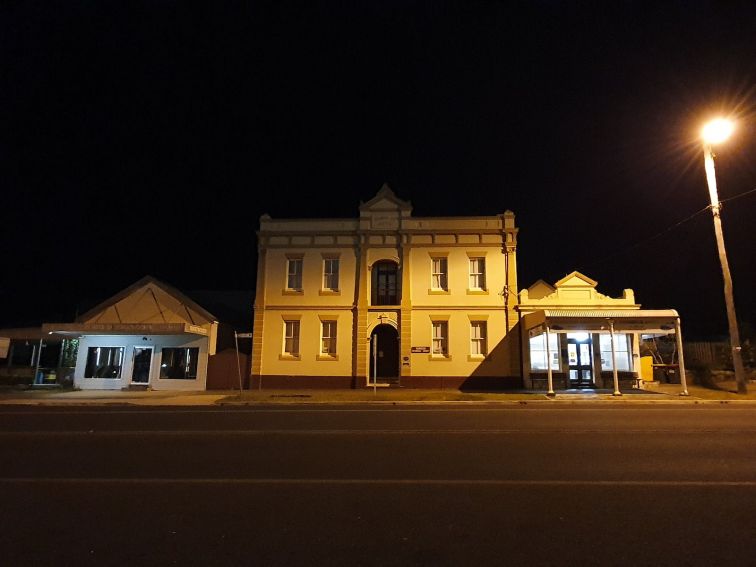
567 335 593 388
131 347 153 385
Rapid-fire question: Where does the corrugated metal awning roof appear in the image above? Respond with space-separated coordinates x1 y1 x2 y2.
522 309 680 334
542 309 679 318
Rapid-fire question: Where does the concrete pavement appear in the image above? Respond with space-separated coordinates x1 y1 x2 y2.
1 380 756 406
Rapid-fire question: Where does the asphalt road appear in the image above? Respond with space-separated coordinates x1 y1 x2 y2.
2 404 756 566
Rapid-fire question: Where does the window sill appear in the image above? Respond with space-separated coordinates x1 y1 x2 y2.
282 289 304 296
466 289 489 295
428 355 453 362
279 354 301 361
319 289 341 296
316 355 339 361
428 289 451 295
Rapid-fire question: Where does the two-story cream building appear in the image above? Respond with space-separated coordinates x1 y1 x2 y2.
251 185 520 389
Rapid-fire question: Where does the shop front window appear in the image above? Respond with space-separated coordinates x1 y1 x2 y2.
529 333 560 370
84 347 124 378
160 347 199 380
600 334 631 371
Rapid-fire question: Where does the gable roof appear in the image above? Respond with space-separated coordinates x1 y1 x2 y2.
76 276 218 325
526 279 556 300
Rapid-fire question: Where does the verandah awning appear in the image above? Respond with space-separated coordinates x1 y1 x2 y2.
41 322 210 337
523 309 680 334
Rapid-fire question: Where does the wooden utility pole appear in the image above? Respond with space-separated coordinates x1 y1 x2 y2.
703 144 747 394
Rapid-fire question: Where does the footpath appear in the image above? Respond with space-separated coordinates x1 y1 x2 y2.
1 381 756 406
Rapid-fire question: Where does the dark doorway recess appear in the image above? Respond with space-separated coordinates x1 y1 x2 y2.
370 324 399 384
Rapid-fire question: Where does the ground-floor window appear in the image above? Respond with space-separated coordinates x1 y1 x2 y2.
321 321 337 355
529 333 560 370
160 347 199 379
8 340 35 366
470 321 487 356
283 320 300 356
600 333 631 371
84 347 125 378
432 321 448 356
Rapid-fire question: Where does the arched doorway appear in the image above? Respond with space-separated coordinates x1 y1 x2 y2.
369 324 399 384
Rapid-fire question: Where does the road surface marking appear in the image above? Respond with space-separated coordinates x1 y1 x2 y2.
1 478 756 487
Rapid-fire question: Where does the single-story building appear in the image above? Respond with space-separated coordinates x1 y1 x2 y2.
517 271 687 393
0 327 78 387
43 276 221 391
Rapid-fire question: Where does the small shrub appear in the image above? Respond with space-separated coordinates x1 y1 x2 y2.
689 361 718 389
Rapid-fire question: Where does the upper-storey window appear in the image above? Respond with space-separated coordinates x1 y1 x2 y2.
469 257 486 290
431 257 448 290
287 257 303 290
372 261 399 305
323 258 339 291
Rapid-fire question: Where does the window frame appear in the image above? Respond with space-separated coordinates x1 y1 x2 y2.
470 321 488 356
283 320 301 357
159 347 199 380
322 257 340 291
600 333 631 371
468 257 486 290
432 321 449 357
84 346 125 379
529 333 560 371
430 257 448 291
320 320 337 356
286 257 303 291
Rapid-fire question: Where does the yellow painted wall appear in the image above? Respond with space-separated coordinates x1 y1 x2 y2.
254 188 520 381
408 311 512 377
263 248 358 307
260 310 354 376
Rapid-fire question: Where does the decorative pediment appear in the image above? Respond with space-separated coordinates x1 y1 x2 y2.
359 183 412 215
554 271 598 289
77 276 217 326
519 271 637 309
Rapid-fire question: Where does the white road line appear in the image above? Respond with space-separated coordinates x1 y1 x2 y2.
1 478 755 487
1 428 755 436
0 406 752 416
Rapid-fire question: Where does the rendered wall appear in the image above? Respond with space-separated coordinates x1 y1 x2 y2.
74 334 209 391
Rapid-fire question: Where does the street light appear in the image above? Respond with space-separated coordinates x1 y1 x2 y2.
701 118 748 394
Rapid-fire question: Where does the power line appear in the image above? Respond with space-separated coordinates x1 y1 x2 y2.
582 186 755 271
721 186 756 204
582 205 710 270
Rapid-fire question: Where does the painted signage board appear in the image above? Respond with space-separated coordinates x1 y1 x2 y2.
411 346 430 353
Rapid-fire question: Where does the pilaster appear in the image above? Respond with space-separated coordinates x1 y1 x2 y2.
353 235 369 383
251 244 267 378
400 234 412 378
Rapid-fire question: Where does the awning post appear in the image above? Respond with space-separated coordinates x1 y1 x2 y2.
674 318 689 396
609 320 621 396
545 325 555 396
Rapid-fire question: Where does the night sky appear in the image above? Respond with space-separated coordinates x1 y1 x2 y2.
3 1 756 338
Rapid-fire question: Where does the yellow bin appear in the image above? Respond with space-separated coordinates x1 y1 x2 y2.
640 356 654 381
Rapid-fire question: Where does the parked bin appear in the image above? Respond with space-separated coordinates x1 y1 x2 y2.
652 364 680 384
